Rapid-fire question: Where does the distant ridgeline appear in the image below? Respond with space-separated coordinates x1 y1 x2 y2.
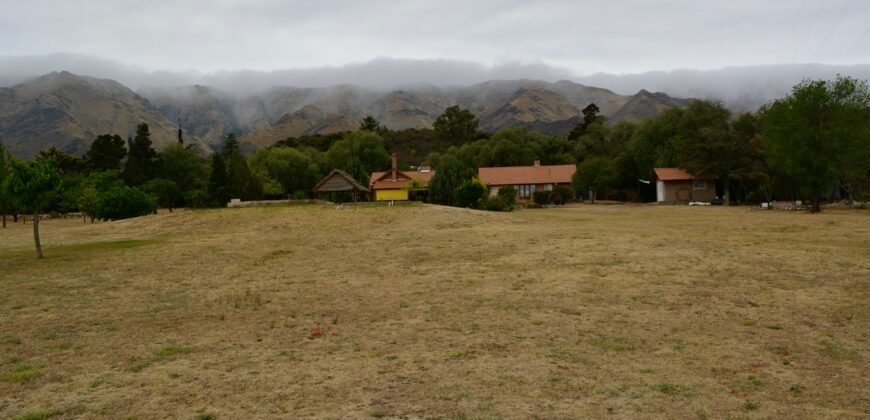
0 71 691 158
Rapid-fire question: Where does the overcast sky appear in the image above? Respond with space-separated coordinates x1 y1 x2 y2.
2 0 869 75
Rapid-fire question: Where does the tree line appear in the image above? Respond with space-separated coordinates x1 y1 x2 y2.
1 76 867 257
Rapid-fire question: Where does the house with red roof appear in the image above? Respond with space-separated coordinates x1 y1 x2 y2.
478 160 576 202
370 153 435 201
652 168 717 203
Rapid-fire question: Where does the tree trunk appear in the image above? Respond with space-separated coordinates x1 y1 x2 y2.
811 189 821 213
723 179 731 206
12 211 18 223
33 212 43 259
590 190 596 204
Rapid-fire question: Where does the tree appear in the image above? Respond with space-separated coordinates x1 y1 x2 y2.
325 131 391 187
760 76 870 212
573 157 617 203
428 156 475 205
7 158 62 258
249 147 321 196
0 140 10 228
674 101 751 205
569 103 603 140
220 132 242 158
157 143 208 198
207 153 230 206
86 134 127 172
123 123 158 186
144 178 181 211
359 116 383 132
36 147 85 174
219 133 262 200
433 106 479 146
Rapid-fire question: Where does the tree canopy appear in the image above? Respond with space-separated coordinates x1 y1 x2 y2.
325 131 391 186
433 106 479 146
760 76 870 211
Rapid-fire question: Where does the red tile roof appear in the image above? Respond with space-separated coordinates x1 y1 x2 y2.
653 168 710 181
370 170 435 190
478 164 576 186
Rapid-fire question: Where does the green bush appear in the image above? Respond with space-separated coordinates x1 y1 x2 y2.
94 186 157 220
552 185 575 204
453 178 488 209
484 196 511 212
496 186 517 209
532 190 550 205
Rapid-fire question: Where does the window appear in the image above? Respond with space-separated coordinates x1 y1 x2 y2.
693 180 707 190
516 184 536 198
544 184 553 191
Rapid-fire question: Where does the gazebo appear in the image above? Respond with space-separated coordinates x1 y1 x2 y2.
312 169 371 202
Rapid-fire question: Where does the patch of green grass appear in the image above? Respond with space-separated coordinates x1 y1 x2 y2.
740 375 765 391
2 364 41 384
384 355 398 361
154 346 194 358
655 383 693 396
447 350 473 359
130 362 151 372
789 384 804 396
744 399 761 410
3 336 22 345
195 413 217 420
14 410 57 420
587 336 635 352
89 376 105 388
820 338 858 360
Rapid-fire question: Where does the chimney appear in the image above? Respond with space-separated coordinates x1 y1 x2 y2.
533 159 540 167
391 152 398 181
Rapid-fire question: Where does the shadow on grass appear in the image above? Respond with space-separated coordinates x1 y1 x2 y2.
4 239 162 269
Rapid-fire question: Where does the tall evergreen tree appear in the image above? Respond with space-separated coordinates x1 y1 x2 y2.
123 123 158 186
433 106 479 146
359 116 383 132
207 153 230 206
219 133 262 200
86 134 127 172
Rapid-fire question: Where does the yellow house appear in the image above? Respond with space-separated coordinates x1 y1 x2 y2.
370 153 435 201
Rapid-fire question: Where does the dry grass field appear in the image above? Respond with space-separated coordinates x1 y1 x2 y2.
1 203 868 419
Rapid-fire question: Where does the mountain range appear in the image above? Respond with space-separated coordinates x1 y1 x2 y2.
0 71 693 158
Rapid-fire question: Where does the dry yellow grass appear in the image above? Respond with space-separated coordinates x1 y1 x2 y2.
1 204 868 419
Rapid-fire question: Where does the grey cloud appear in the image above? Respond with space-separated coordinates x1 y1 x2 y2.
3 54 870 113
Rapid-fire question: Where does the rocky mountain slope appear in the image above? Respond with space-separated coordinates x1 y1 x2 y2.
0 72 693 157
0 72 212 157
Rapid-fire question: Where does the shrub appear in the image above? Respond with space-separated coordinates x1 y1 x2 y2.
453 178 488 209
94 186 157 220
552 185 576 204
533 190 550 205
496 186 517 209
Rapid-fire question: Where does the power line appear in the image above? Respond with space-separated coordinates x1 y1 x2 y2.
809 0 854 65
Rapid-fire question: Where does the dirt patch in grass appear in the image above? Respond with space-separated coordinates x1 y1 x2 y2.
0 204 867 418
